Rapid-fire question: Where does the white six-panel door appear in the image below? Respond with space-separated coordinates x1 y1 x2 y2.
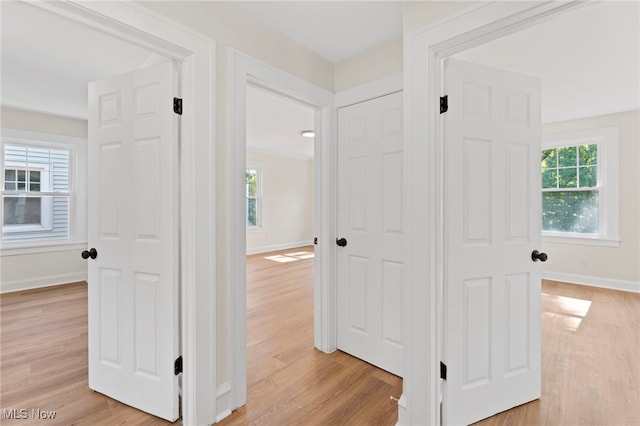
442 58 542 425
337 91 404 377
87 62 180 421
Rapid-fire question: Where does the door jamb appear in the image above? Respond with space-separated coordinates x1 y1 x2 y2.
228 49 335 412
24 2 216 424
404 1 590 424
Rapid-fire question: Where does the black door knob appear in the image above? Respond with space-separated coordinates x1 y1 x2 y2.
82 248 98 260
336 238 347 247
531 250 547 262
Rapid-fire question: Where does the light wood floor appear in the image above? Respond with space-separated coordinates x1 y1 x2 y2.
476 279 640 426
0 282 175 426
217 247 402 426
1 248 638 425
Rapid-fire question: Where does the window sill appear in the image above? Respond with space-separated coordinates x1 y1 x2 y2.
3 225 54 233
0 240 88 256
542 234 620 247
247 226 264 233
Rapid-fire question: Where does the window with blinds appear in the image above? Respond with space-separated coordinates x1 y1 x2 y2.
2 144 71 241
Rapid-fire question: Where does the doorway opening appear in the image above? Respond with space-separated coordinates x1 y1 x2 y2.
228 51 335 412
405 1 630 424
438 3 633 424
244 84 317 393
245 85 316 257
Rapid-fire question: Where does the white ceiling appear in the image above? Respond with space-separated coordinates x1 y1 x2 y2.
235 1 403 63
1 1 161 120
454 1 640 123
246 86 315 159
1 1 638 158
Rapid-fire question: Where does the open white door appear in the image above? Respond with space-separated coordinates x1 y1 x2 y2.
337 91 404 377
87 62 180 421
442 57 543 425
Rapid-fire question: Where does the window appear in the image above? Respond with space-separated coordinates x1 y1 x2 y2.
542 144 598 233
246 167 262 228
3 144 70 239
4 169 43 226
541 127 619 246
1 129 87 254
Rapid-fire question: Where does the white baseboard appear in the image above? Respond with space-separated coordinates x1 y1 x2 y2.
0 272 88 294
215 381 232 423
542 271 640 294
246 240 314 255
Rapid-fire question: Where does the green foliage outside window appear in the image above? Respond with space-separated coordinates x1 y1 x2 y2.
246 169 258 227
541 144 598 234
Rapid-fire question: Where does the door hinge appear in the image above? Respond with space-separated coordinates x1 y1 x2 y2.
174 356 183 375
440 361 447 380
173 97 183 115
440 95 448 114
314 237 318 245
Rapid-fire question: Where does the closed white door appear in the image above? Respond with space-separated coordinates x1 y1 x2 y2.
337 91 404 377
87 62 180 421
442 58 543 425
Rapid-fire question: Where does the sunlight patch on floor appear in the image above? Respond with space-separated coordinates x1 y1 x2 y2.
265 251 315 263
286 251 315 259
264 255 298 263
542 292 592 331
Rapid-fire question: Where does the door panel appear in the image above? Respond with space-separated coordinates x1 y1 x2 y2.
443 58 542 425
337 91 404 377
88 62 179 421
506 143 531 241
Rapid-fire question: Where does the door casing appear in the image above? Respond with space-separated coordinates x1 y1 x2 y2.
23 2 216 424
405 1 593 425
228 49 334 411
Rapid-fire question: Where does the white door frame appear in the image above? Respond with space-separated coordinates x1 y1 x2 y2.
25 2 216 424
228 49 334 411
404 1 590 425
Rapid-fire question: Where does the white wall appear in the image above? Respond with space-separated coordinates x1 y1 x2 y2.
1 107 87 136
403 1 478 33
0 107 88 293
331 1 477 92
141 1 333 93
246 149 314 254
334 37 402 92
541 110 640 291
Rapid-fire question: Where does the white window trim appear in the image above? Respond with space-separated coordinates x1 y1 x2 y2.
542 126 619 246
1 128 87 256
246 163 265 231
